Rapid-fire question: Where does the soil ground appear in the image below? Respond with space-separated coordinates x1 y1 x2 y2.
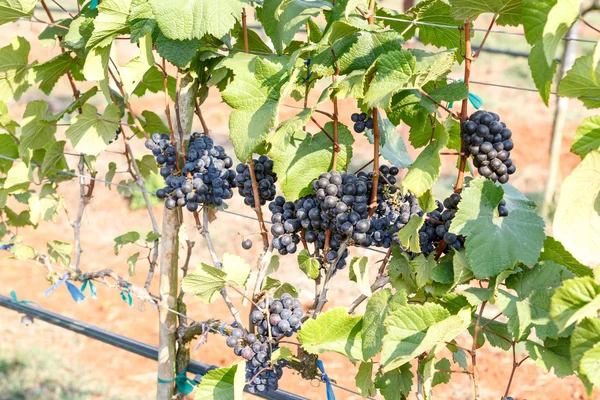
1 11 599 400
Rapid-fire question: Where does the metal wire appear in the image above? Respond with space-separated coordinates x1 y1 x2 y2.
373 15 598 43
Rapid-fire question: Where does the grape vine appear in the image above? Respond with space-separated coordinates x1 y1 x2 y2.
1 0 599 400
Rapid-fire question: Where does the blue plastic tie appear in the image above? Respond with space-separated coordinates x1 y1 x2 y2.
317 359 335 400
231 321 238 327
10 290 40 307
157 368 197 395
90 0 99 10
80 280 97 299
44 272 85 303
120 288 133 307
448 78 483 110
219 322 226 336
0 243 14 250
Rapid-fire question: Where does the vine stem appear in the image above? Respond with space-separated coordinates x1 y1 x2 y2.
473 16 497 60
312 243 348 317
107 63 149 139
454 22 473 195
367 0 380 218
161 58 176 136
471 300 487 400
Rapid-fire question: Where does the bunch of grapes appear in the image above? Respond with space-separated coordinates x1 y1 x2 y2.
234 155 278 208
251 293 304 338
461 110 516 183
369 191 423 248
351 112 374 133
149 133 237 210
269 196 302 256
225 328 285 395
419 193 510 255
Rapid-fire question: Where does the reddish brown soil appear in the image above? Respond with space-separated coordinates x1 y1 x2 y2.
1 17 598 400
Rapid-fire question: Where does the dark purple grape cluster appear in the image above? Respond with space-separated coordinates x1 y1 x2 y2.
269 166 410 269
369 191 422 248
351 112 374 133
419 193 509 255
251 293 304 338
461 110 516 183
225 328 285 395
234 155 278 208
148 133 236 210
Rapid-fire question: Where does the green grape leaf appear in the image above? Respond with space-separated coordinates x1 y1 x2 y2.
88 0 133 48
381 305 470 372
402 139 444 197
571 115 600 159
539 236 593 278
0 134 18 162
119 33 154 98
45 87 100 123
355 361 375 398
271 346 295 362
363 113 413 168
522 0 556 44
41 140 66 178
496 261 569 340
66 104 120 156
432 358 451 386
364 49 455 109
105 162 117 188
153 31 201 68
449 178 546 278
528 41 558 106
150 0 243 41
135 154 158 180
0 0 37 25
33 52 75 95
297 249 320 279
10 243 35 260
397 215 425 252
361 289 408 361
221 253 250 288
558 54 600 108
553 151 600 267
269 107 314 151
310 30 405 77
133 66 176 99
297 308 364 362
261 276 300 298
0 36 31 102
4 162 30 193
194 362 245 400
63 16 95 51
580 342 600 388
388 245 418 294
269 123 354 201
541 0 579 66
461 287 492 306
448 0 522 27
452 249 474 287
551 277 600 333
349 256 371 297
471 316 512 350
127 252 139 276
270 0 332 54
571 318 600 373
182 263 228 303
19 101 57 152
526 338 573 378
221 53 294 162
374 363 413 400
47 240 73 267
452 347 469 371
83 44 111 101
399 0 463 55
129 0 157 42
113 231 140 254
